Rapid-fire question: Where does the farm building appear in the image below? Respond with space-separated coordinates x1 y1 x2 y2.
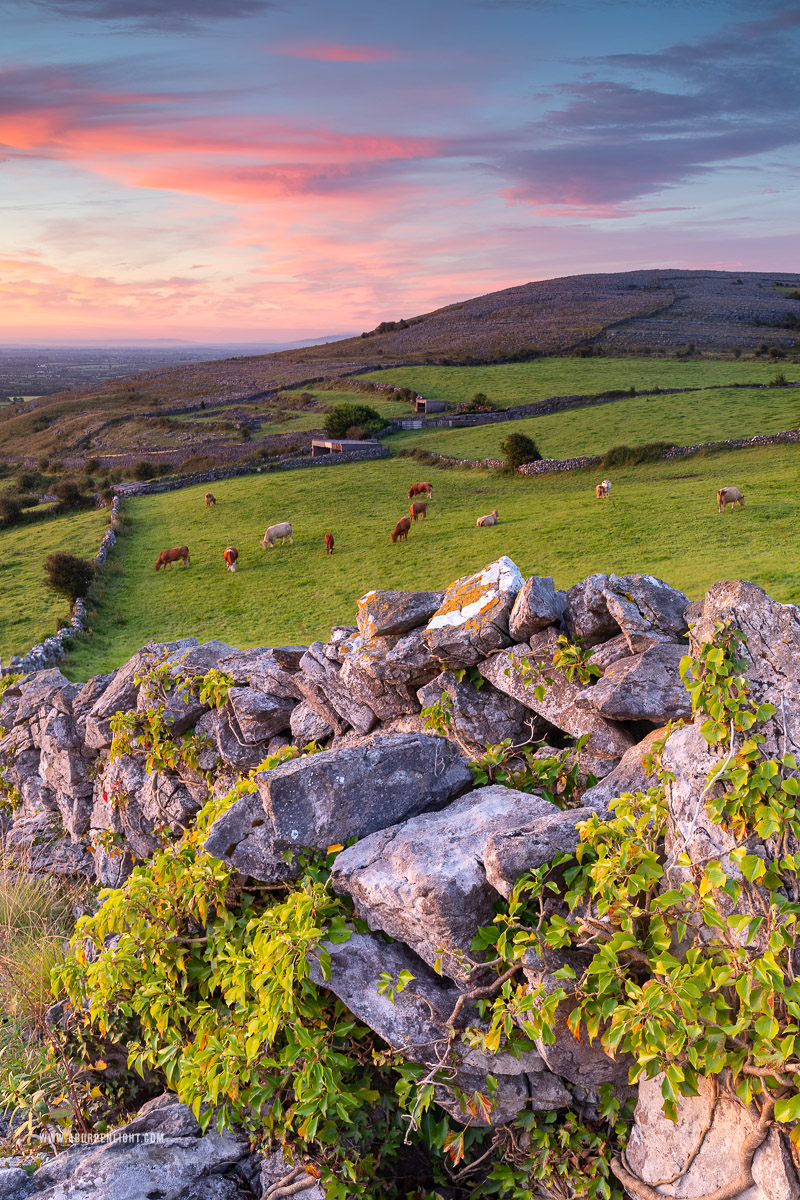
414 397 448 414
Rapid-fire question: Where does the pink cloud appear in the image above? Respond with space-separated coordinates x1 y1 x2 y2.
272 40 396 63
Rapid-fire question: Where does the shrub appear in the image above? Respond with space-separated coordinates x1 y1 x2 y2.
84 458 101 473
601 441 674 468
131 460 156 481
15 471 37 492
54 478 85 509
43 553 95 603
0 493 22 527
770 372 789 387
456 392 495 414
499 432 542 470
323 403 384 438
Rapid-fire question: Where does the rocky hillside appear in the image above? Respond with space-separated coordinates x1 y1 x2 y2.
3 269 798 466
2 560 800 1197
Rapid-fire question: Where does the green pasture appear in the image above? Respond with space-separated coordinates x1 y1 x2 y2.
362 358 795 410
0 509 106 662
61 443 800 680
386 385 800 461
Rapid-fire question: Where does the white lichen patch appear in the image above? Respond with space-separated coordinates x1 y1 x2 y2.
427 557 524 630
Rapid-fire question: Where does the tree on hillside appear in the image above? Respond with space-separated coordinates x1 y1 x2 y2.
500 432 542 470
323 403 384 439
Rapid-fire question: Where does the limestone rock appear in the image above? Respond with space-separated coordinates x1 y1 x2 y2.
332 785 566 983
204 734 472 881
295 643 377 735
84 639 197 748
7 1092 251 1200
290 700 332 746
202 791 298 882
308 931 570 1126
357 589 444 638
479 643 635 776
71 673 115 738
345 629 440 687
483 807 594 898
423 557 525 668
575 644 692 724
580 727 667 810
509 576 563 642
5 813 93 878
624 1074 800 1200
417 670 542 749
217 646 305 700
689 580 800 759
565 573 690 649
588 635 635 674
564 574 617 645
225 687 295 742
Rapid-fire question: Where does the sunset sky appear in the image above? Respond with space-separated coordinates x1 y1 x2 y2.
2 0 799 342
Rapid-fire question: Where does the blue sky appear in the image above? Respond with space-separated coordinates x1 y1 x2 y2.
1 0 798 340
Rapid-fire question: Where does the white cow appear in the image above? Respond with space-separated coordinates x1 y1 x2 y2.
262 521 293 548
717 486 744 513
476 508 499 527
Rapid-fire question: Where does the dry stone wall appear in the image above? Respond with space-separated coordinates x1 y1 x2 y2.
3 559 800 1199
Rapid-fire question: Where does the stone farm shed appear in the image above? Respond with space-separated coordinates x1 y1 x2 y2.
311 438 380 457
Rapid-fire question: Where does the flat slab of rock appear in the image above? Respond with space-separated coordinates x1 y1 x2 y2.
575 643 692 724
509 576 564 642
423 557 524 667
344 629 440 687
290 699 332 746
204 734 472 880
226 686 295 742
332 785 565 983
357 589 444 638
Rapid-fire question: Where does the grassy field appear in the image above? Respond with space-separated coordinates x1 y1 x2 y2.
362 359 795 410
386 385 800 461
61 443 800 680
0 509 105 662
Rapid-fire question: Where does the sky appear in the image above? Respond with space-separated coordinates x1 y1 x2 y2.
1 0 799 342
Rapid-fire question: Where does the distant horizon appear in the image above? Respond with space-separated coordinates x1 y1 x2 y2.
4 0 799 340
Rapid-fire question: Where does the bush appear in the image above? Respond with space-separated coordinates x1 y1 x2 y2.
84 458 101 473
601 441 673 468
54 478 85 509
131 460 156 481
15 471 37 492
43 553 95 603
323 403 384 439
0 493 22 527
456 392 495 414
499 432 542 470
769 372 789 387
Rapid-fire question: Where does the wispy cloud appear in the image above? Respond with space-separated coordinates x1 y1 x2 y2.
272 40 397 63
22 0 276 30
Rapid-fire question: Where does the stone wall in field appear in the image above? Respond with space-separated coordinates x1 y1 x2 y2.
2 560 800 1198
1 496 121 678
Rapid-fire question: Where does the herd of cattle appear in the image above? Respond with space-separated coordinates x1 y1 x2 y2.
152 477 746 573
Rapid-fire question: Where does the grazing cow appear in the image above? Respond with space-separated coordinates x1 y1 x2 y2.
205 492 217 507
476 508 499 527
408 482 433 500
596 479 612 500
223 546 238 572
410 501 427 522
154 546 190 571
392 516 411 543
324 533 334 555
262 521 293 548
717 486 745 513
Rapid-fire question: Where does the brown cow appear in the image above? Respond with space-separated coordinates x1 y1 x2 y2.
155 546 190 571
324 533 334 555
391 516 411 543
410 501 427 522
407 482 433 500
205 492 217 507
223 546 238 572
